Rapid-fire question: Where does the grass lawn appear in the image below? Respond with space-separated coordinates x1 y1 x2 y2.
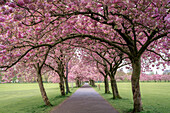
94 82 170 113
0 83 78 113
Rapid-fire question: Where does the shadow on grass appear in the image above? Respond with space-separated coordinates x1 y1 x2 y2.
26 104 53 113
38 105 50 108
53 95 68 99
127 109 152 113
31 95 68 113
99 93 133 113
109 97 130 100
127 109 133 113
100 92 112 95
30 88 78 113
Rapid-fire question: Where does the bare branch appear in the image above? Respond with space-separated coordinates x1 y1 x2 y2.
146 49 170 61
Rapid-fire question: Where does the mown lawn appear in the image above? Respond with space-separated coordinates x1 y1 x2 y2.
94 82 170 113
0 83 78 113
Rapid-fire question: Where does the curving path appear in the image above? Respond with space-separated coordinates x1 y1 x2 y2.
50 83 119 113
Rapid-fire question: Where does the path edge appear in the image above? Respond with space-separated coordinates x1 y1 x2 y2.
91 86 119 113
50 87 81 113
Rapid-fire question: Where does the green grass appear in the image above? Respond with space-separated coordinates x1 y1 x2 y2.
0 83 78 113
94 82 170 113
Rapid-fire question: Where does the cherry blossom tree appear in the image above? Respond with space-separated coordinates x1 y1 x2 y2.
0 0 169 112
44 43 76 95
81 46 130 99
69 57 101 87
53 1 169 112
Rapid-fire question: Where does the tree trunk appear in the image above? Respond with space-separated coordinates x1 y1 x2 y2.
59 75 65 96
91 80 96 87
110 76 121 99
37 68 52 106
65 62 71 94
92 80 94 86
76 78 81 87
64 78 71 94
104 76 110 93
131 58 143 112
89 80 92 85
79 80 81 86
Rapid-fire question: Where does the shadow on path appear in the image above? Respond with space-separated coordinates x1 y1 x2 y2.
51 83 119 113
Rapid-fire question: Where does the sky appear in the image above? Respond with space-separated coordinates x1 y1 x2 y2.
122 65 170 75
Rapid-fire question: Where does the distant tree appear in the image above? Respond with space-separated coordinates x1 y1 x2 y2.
163 70 170 75
116 70 126 77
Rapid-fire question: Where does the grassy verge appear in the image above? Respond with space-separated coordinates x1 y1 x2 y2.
0 83 78 113
94 82 170 113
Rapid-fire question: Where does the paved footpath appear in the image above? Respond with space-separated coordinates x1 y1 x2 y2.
51 83 119 113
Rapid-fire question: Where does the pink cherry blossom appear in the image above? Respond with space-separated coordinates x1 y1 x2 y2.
0 17 5 22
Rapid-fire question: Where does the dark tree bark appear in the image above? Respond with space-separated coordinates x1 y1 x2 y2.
36 64 52 106
131 58 143 112
65 62 71 94
44 63 66 96
91 80 94 86
110 75 121 99
104 75 110 93
58 59 66 96
59 75 65 96
64 78 70 94
76 77 81 87
91 79 96 87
